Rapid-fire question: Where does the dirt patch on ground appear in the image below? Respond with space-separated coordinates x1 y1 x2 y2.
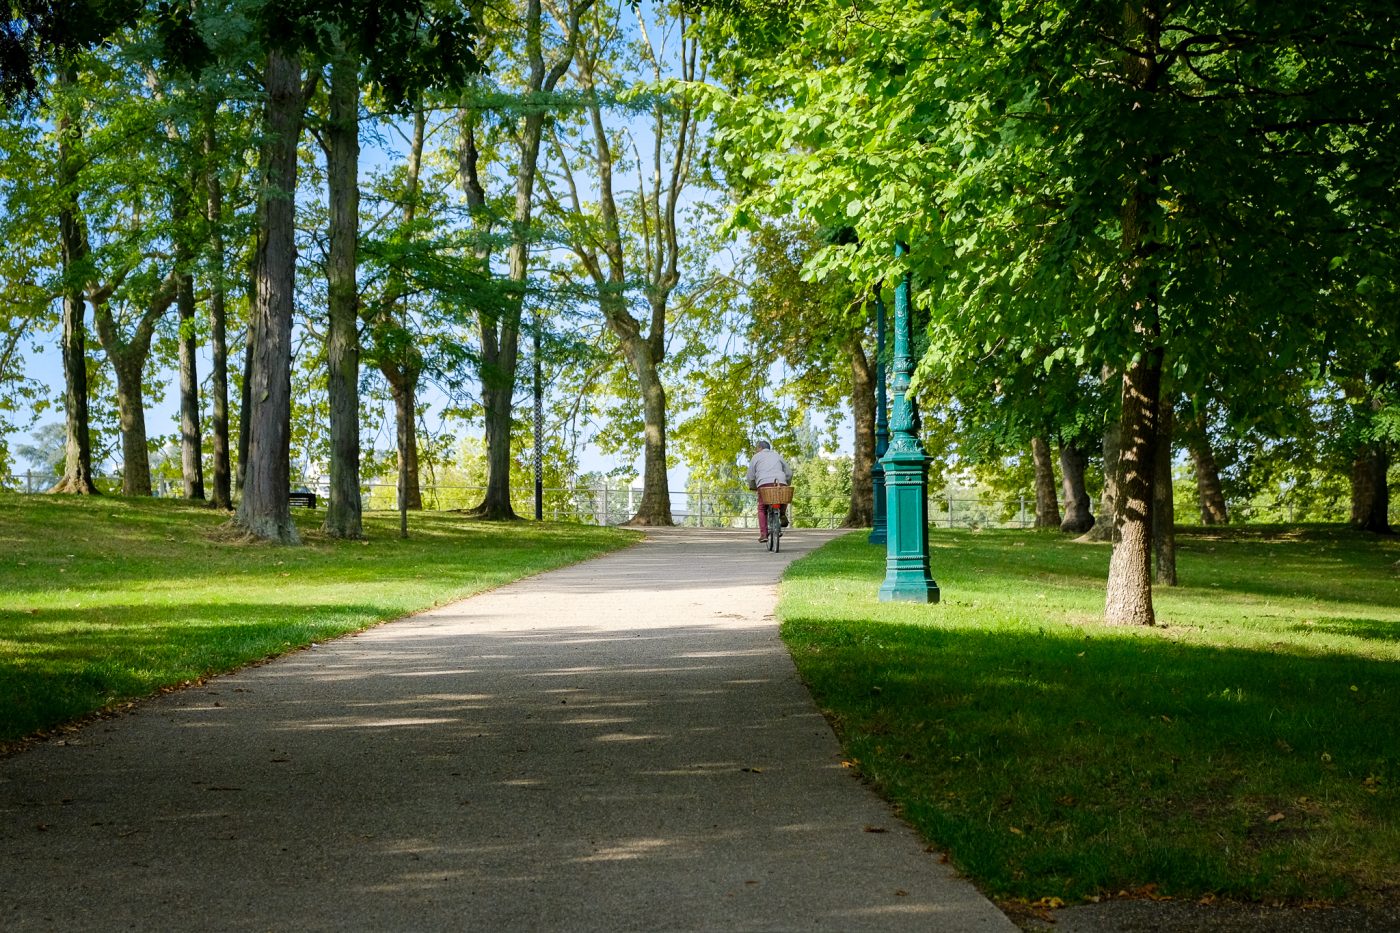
1003 898 1400 932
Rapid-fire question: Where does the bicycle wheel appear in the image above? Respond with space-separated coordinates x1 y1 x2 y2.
770 505 781 552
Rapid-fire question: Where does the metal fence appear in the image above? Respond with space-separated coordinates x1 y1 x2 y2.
2 472 1043 530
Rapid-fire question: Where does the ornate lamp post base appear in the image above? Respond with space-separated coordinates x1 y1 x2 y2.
878 446 939 603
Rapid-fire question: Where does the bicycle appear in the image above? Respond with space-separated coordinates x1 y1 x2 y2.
757 483 793 553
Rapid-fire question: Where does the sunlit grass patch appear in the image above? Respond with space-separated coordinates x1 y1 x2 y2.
779 527 1400 905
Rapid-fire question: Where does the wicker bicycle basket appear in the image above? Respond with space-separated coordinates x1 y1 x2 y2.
757 484 794 506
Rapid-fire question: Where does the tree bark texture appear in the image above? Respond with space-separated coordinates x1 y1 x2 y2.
53 68 98 496
620 319 674 526
177 237 205 500
842 336 875 528
388 371 424 511
90 280 175 497
1105 349 1163 625
1080 417 1120 542
1031 435 1062 529
1152 396 1176 585
322 52 364 539
236 329 252 497
1351 446 1393 534
1184 410 1228 524
113 357 152 495
1058 442 1095 534
234 49 302 544
204 99 232 509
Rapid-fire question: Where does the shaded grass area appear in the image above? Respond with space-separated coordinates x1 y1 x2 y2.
779 526 1400 905
0 493 636 746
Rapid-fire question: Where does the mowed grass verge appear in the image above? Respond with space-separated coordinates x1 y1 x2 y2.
778 526 1400 906
0 493 636 746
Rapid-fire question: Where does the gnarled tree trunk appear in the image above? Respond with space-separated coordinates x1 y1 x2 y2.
91 279 176 497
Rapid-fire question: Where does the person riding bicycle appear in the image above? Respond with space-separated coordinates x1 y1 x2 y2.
746 440 792 543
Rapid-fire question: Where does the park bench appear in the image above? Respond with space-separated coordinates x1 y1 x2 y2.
288 491 317 509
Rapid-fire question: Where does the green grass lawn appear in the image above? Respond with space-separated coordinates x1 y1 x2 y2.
779 526 1400 907
0 493 636 747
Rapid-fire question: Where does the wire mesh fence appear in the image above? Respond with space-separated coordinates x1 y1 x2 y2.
2 472 1044 530
8 470 1392 527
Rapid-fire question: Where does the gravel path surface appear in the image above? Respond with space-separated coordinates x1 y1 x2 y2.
2 526 1015 932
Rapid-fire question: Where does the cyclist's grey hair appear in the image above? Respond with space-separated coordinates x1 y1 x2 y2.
755 440 771 450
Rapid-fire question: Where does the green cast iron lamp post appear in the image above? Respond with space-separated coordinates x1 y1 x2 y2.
878 242 938 603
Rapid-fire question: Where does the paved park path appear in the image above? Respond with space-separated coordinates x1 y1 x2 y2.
2 527 1016 932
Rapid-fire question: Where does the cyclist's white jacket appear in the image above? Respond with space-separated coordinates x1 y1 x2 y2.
747 449 793 488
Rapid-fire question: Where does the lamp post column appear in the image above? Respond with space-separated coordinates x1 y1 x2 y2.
868 293 889 545
532 307 544 521
879 243 939 603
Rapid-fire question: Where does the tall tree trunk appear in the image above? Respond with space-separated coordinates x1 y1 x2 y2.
1105 349 1163 625
176 240 205 500
234 48 302 544
1081 416 1120 541
386 369 424 511
1105 0 1165 624
555 9 696 526
323 51 363 538
1184 409 1228 524
842 336 875 528
475 366 511 517
1031 435 1061 529
55 282 98 495
471 1 590 521
111 356 152 496
622 324 673 526
1152 396 1176 585
52 67 98 496
204 99 232 510
1058 442 1095 533
236 328 252 497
